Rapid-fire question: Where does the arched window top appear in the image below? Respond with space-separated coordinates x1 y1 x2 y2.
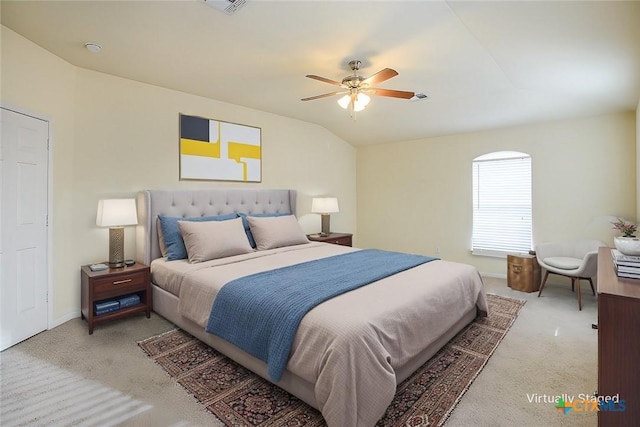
474 151 530 162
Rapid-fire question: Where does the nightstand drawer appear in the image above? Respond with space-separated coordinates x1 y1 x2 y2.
93 271 147 298
332 236 352 246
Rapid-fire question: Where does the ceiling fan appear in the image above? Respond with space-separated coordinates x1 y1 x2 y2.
301 60 415 117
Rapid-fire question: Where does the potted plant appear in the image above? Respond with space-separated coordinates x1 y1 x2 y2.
612 218 640 255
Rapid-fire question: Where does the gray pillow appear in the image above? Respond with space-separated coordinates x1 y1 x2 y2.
178 217 253 263
158 213 238 261
247 215 309 250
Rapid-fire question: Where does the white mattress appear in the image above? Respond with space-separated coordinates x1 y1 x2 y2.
150 241 331 296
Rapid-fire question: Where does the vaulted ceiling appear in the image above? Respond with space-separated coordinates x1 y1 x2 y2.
2 0 639 146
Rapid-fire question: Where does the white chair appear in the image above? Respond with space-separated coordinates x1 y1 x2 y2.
535 240 606 310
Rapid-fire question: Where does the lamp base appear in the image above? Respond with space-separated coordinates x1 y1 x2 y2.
320 214 331 236
108 227 125 268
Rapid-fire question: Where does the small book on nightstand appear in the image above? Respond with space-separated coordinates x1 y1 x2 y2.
89 263 108 272
118 294 141 308
94 299 120 316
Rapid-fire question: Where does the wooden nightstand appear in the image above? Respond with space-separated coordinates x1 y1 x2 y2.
307 232 353 247
80 262 151 334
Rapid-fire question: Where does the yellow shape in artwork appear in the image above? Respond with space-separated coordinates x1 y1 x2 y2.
180 138 220 158
228 141 261 181
228 142 261 161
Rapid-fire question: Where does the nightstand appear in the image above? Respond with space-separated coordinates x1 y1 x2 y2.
507 254 541 293
80 262 151 334
307 232 353 247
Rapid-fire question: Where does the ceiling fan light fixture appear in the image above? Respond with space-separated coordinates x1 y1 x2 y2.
356 92 370 108
337 94 351 109
353 100 366 112
304 60 413 119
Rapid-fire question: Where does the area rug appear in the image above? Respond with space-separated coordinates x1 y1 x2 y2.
138 294 524 426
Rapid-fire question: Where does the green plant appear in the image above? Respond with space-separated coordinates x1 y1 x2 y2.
612 218 638 237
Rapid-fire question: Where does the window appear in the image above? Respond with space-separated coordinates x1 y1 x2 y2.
472 151 532 256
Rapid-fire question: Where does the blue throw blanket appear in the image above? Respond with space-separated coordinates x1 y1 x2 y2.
205 249 437 381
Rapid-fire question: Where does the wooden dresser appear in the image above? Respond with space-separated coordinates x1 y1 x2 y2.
597 247 640 426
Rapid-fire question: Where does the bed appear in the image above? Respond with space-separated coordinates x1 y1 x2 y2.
136 188 487 427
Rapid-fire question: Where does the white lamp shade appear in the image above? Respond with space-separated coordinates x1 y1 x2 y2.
311 197 339 214
338 93 370 112
96 199 138 227
353 92 370 111
337 94 351 109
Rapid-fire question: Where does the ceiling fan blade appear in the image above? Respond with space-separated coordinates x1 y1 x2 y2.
306 75 343 87
372 88 415 99
362 68 398 86
301 91 347 101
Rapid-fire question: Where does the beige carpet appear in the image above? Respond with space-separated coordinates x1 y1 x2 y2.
0 278 597 426
138 294 524 426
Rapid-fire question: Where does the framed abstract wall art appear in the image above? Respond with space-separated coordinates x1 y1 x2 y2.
179 114 262 182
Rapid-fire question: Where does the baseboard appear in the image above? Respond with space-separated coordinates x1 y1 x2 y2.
481 272 507 280
49 310 81 329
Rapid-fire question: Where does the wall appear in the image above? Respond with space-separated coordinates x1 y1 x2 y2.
2 26 78 325
637 98 640 223
3 22 637 321
1 26 357 325
357 113 637 276
73 68 357 266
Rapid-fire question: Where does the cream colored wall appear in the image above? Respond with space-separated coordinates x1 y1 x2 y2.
3 22 637 321
2 26 356 325
2 27 78 325
637 98 640 223
73 69 357 266
357 113 637 276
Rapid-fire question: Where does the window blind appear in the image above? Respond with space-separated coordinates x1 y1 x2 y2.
472 153 532 255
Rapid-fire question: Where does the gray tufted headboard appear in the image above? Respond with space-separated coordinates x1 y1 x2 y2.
136 189 297 265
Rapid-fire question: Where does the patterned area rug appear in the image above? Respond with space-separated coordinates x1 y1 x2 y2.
138 294 524 426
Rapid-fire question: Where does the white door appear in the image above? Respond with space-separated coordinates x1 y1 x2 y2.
0 108 49 351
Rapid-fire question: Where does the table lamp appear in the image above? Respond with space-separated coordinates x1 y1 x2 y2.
96 199 138 268
311 197 339 237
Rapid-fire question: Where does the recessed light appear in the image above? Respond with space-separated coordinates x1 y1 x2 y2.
84 42 102 53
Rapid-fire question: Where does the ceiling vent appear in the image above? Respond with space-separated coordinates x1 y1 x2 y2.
202 0 247 15
410 93 429 101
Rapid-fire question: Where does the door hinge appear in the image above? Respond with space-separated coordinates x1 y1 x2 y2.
47 138 50 150
45 215 49 226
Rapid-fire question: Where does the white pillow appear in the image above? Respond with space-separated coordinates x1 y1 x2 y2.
178 217 253 263
247 215 309 250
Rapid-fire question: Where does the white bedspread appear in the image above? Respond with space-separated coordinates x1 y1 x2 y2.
152 243 487 427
